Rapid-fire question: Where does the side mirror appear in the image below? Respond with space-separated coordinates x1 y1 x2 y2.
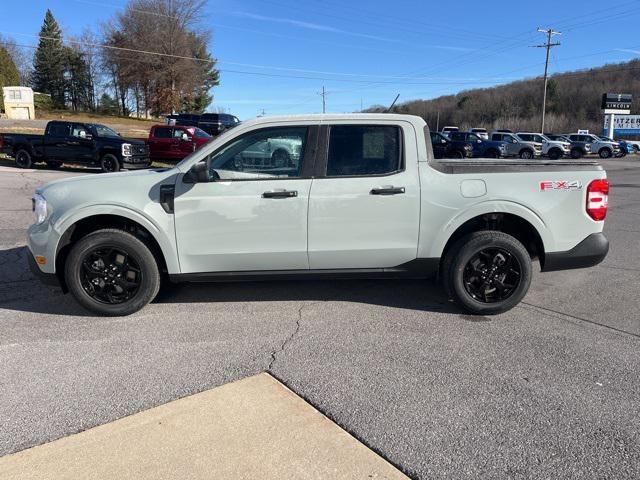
185 159 211 183
181 133 191 142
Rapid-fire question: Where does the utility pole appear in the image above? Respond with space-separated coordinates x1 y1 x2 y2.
319 86 327 113
534 28 561 133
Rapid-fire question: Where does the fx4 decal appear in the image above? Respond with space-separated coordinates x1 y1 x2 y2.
539 180 583 191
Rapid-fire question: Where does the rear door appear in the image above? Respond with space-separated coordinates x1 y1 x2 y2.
307 123 420 269
43 122 71 160
148 126 174 158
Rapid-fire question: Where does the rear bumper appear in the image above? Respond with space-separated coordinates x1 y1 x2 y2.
542 233 609 272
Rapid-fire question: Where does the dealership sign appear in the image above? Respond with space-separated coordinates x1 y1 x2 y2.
603 115 640 135
601 93 632 114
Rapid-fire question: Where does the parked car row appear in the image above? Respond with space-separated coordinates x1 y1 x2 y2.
439 127 630 160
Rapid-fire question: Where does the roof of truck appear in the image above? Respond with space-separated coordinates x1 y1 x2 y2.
240 113 426 126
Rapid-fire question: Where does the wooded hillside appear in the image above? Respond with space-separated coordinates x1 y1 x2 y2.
368 60 640 133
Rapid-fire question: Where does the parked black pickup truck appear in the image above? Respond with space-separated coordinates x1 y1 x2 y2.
0 121 151 172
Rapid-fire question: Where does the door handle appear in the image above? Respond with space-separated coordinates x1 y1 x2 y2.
262 190 298 199
370 186 405 195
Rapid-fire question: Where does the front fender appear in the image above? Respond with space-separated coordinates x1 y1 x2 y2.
424 200 553 258
42 204 179 274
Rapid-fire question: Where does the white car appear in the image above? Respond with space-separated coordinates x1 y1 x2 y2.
516 132 570 160
470 128 489 140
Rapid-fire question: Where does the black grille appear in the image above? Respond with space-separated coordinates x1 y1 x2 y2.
132 144 149 156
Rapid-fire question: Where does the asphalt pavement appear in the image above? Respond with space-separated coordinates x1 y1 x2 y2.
0 158 639 479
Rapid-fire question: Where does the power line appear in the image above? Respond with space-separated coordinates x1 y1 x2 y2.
533 28 562 133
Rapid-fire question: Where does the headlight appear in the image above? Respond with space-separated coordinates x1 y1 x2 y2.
32 193 48 225
122 143 132 156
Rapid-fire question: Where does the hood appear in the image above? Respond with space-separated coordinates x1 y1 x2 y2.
36 168 174 196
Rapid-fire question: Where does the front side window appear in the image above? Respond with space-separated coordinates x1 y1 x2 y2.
173 128 187 138
326 125 401 177
206 127 307 180
71 124 89 138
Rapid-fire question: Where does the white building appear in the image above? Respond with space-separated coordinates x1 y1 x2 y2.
2 86 35 120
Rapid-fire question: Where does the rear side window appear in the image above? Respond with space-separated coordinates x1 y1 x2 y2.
48 123 70 137
154 127 172 138
492 134 503 141
326 125 401 177
450 132 465 141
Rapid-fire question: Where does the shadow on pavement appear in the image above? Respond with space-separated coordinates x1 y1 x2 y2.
1 245 461 316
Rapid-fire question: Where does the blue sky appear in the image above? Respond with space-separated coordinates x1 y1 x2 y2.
3 0 640 119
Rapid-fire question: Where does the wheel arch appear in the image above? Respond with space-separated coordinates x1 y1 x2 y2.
438 213 546 275
54 210 177 291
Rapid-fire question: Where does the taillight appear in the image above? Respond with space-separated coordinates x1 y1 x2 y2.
586 179 609 221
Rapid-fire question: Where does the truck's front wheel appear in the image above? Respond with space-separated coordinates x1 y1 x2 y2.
65 229 160 316
15 149 33 169
443 231 532 315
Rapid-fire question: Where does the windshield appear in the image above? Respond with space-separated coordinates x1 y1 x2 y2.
93 124 121 138
193 127 212 139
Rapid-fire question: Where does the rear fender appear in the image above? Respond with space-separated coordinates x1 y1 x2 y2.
425 200 552 258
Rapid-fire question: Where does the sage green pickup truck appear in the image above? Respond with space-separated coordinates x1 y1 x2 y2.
27 114 609 316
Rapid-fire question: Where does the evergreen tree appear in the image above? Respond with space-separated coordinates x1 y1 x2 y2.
32 10 66 107
0 46 20 112
65 47 94 111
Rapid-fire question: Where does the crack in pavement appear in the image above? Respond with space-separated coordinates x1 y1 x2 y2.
520 302 640 340
267 301 325 372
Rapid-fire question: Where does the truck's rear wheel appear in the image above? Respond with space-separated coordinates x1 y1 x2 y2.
442 231 532 315
101 154 120 173
15 149 33 169
570 148 583 159
65 229 160 316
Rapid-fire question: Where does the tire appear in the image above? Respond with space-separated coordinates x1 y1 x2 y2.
570 148 583 159
64 229 160 316
101 154 120 173
548 148 562 160
633 145 639 154
598 148 612 159
519 149 533 159
485 149 498 159
271 149 290 168
14 149 33 169
442 231 532 315
46 161 63 169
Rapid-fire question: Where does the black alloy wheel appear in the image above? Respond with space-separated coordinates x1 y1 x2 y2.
15 149 33 168
79 246 142 305
519 149 533 159
101 154 120 173
462 248 522 303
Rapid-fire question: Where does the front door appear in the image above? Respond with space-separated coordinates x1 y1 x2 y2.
308 124 420 269
148 126 174 159
174 125 316 273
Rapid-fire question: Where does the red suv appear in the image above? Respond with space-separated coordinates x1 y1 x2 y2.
146 125 212 161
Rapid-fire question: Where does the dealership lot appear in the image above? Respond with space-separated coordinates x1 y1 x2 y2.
0 159 639 478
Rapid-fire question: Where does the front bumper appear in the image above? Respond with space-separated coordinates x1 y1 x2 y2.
542 233 609 272
122 155 152 169
27 249 62 288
